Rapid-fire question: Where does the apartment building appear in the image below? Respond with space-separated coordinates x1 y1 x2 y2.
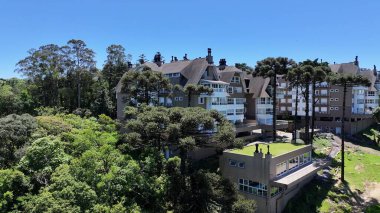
220 142 324 213
275 58 379 135
116 49 247 124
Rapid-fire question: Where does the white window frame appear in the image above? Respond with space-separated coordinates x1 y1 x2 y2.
198 97 204 104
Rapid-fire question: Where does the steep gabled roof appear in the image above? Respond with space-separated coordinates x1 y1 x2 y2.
243 72 270 98
329 62 359 75
359 70 377 91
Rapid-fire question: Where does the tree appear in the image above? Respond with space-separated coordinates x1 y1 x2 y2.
232 196 257 213
299 64 313 144
16 44 65 107
103 45 130 117
301 59 331 143
254 57 296 142
63 39 96 108
327 74 370 182
0 169 30 212
121 68 170 106
0 78 34 116
0 114 37 168
373 107 380 123
235 63 254 74
183 84 213 107
286 66 303 142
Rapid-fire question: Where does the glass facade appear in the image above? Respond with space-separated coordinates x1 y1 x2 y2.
238 178 267 197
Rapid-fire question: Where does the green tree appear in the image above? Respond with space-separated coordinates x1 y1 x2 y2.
0 78 34 116
286 66 303 142
232 196 257 213
0 114 37 168
235 63 254 74
63 39 96 109
327 74 370 182
121 69 171 106
183 84 213 107
16 44 65 107
18 137 71 188
0 169 30 212
373 107 380 123
254 57 296 142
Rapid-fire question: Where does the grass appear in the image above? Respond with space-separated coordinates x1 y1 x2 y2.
228 142 307 157
313 137 332 156
286 136 380 213
339 150 380 190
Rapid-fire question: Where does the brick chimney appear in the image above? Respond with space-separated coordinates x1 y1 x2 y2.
183 53 188 60
174 57 178 62
206 48 214 64
153 52 162 67
354 56 359 67
219 59 227 70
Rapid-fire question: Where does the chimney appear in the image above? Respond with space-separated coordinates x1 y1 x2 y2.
153 52 162 67
374 65 377 76
255 144 259 153
219 59 227 70
127 62 132 68
171 56 174 63
183 53 188 60
174 57 178 62
354 56 359 66
206 48 214 64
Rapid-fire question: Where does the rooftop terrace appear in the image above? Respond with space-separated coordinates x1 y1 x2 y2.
228 142 308 157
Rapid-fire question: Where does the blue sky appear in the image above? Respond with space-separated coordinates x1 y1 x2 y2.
1 0 379 78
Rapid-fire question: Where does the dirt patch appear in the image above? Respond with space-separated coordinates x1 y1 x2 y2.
364 182 380 202
354 164 364 173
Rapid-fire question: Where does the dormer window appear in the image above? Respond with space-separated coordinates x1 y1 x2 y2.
231 76 241 83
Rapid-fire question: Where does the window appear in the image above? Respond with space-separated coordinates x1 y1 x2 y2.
228 98 234 104
287 99 292 103
229 159 245 168
368 91 375 96
288 157 299 170
320 98 328 104
330 107 334 110
280 83 286 87
227 87 233 94
315 90 319 95
366 99 375 104
330 98 334 101
238 178 267 197
335 89 339 92
314 107 319 112
231 76 241 83
175 97 183 101
233 87 243 93
335 107 339 110
321 90 328 95
198 97 204 104
280 106 286 111
236 109 244 115
236 98 246 104
227 109 234 115
335 98 339 101
330 89 335 92
357 99 364 104
281 99 286 103
321 107 327 112
276 162 287 176
287 107 292 111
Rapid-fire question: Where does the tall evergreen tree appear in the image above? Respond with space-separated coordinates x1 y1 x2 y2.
254 57 296 142
327 74 370 182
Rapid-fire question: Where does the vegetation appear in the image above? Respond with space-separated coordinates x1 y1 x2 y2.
327 73 371 182
254 57 296 142
229 143 306 156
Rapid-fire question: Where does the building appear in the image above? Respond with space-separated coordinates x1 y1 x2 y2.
220 142 325 213
116 49 248 124
276 58 379 135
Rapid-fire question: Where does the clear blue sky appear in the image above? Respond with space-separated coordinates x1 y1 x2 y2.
1 0 379 79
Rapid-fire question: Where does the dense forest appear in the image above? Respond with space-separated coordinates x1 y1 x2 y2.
0 40 256 212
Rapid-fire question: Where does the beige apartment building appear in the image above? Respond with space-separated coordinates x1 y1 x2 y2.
220 142 324 213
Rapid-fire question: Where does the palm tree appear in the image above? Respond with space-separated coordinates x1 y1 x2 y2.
327 74 370 182
286 65 303 142
254 57 296 142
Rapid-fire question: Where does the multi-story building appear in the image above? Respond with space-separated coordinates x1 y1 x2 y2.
220 142 324 213
275 58 379 135
116 49 248 124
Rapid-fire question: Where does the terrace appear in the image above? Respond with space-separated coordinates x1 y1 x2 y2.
227 142 308 157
